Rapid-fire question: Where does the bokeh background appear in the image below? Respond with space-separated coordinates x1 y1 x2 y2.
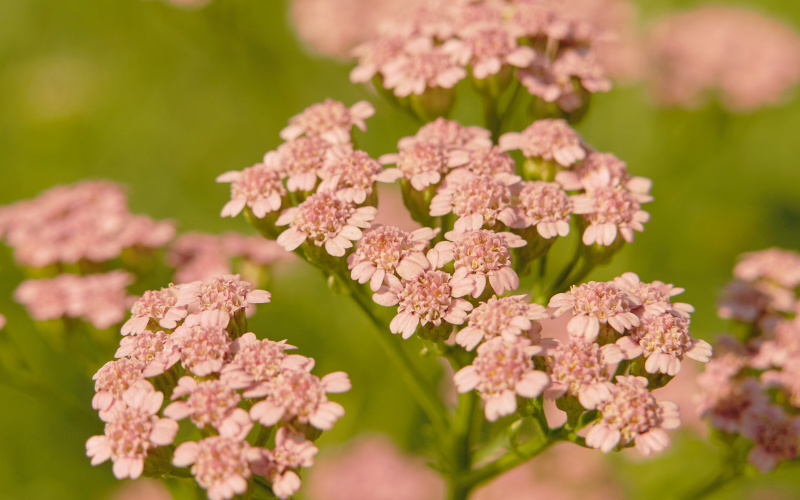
1 0 800 499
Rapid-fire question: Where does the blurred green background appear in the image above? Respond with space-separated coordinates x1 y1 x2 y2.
1 0 800 499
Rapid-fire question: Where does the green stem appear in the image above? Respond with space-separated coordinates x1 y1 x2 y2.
538 236 582 302
553 259 596 296
681 469 740 500
459 430 552 492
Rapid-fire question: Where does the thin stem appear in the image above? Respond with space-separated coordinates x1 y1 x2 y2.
460 431 552 491
539 236 582 302
681 469 740 500
553 259 596 296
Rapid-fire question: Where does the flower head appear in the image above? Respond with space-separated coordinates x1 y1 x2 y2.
87 381 178 480
429 174 519 228
348 225 437 292
221 332 297 395
571 185 651 246
217 163 287 219
267 136 332 193
455 295 549 351
414 118 492 150
381 38 467 97
178 275 271 316
613 272 694 319
454 337 550 421
697 373 768 434
549 281 641 341
513 181 572 238
122 284 187 335
445 23 535 79
259 428 319 499
448 147 516 178
429 228 526 298
586 376 680 456
165 311 234 377
92 358 144 416
350 36 408 83
379 139 466 191
164 377 253 440
173 435 262 500
545 337 622 409
318 149 402 204
733 248 800 289
280 99 375 144
276 191 377 257
556 152 652 195
115 329 171 371
740 405 800 472
499 119 585 167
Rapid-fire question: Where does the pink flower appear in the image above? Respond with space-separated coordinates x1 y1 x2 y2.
429 228 526 298
454 337 550 421
556 152 652 195
372 263 474 339
762 359 800 408
612 272 694 319
444 24 535 79
447 147 516 178
499 120 586 167
379 139 468 191
122 284 187 335
178 274 271 316
616 312 712 376
86 380 178 480
318 149 403 203
347 225 438 292
381 37 467 97
173 435 263 500
115 329 171 371
280 99 375 144
549 281 641 341
586 376 680 456
164 377 253 440
258 428 319 499
14 276 72 322
571 185 651 246
92 358 144 416
217 163 286 218
740 405 800 472
413 117 492 150
734 248 800 289
716 280 784 323
456 295 549 351
512 181 572 238
429 174 520 229
266 136 332 193
350 36 408 83
545 337 623 410
154 311 233 377
249 365 351 430
697 373 768 434
221 332 297 396
168 233 233 284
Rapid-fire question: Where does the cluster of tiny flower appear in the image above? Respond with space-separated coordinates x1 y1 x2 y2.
350 0 611 117
87 274 350 499
0 181 174 268
696 248 800 473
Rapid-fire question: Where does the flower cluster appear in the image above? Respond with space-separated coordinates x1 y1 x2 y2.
0 181 174 268
697 248 800 472
87 274 349 499
350 0 612 115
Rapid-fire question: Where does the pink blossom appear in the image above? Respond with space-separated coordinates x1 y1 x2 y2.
499 120 585 167
429 174 520 229
379 140 468 191
249 365 351 430
307 436 445 500
350 36 408 83
318 149 403 204
381 37 467 97
115 329 171 371
372 264 474 339
697 373 768 434
740 405 800 472
276 191 377 257
122 284 187 335
716 280 781 323
616 312 712 376
173 435 263 500
217 163 286 218
347 225 438 292
754 317 800 368
454 337 550 421
152 311 233 377
280 98 375 144
556 152 652 195
572 185 651 246
429 228 526 298
413 117 492 150
734 248 800 289
266 136 331 193
221 332 297 396
647 7 800 111
545 337 623 410
586 376 680 456
613 272 694 319
168 233 233 284
512 181 572 238
92 358 145 416
258 427 319 499
164 377 253 440
447 147 516 178
86 380 178 480
178 274 271 316
445 24 535 79
549 281 641 341
456 295 549 351
110 478 172 500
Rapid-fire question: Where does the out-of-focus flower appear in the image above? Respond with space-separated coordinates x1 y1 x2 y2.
716 280 790 323
280 99 375 144
646 6 800 111
696 365 768 434
586 376 680 456
15 271 134 329
445 23 535 79
173 435 263 500
276 191 377 257
258 428 319 499
307 436 445 500
734 248 800 289
740 405 800 472
110 478 172 500
456 295 549 351
500 120 585 167
549 281 641 341
86 381 178 480
555 152 652 196
164 377 253 440
382 37 467 97
0 314 5 330
217 163 287 219
455 337 550 421
348 225 437 292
